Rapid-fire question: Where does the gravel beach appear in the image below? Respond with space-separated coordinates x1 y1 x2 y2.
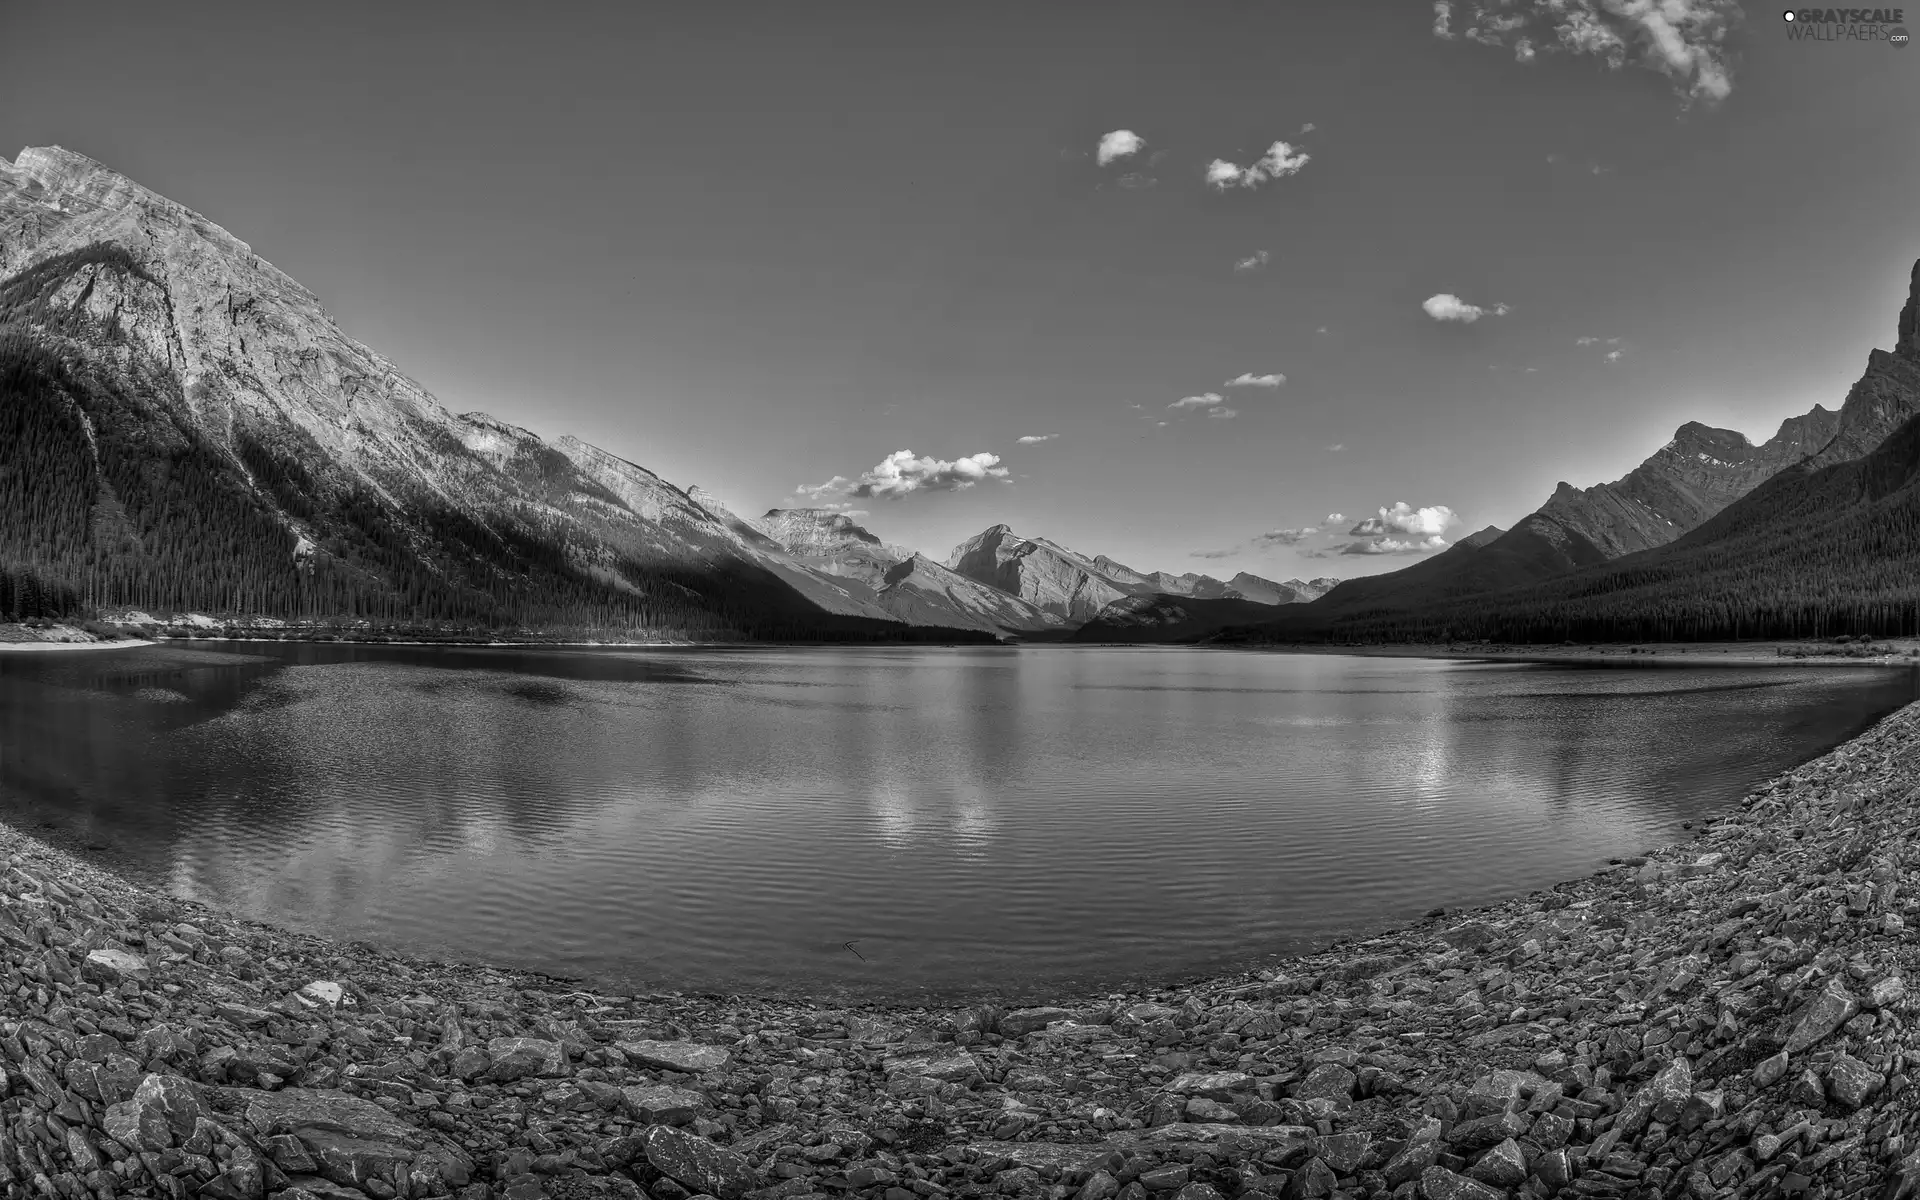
3 703 1919 1200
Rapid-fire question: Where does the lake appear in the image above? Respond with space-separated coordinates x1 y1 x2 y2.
0 642 1913 1004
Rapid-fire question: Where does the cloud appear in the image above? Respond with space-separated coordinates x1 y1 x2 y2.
1298 122 1317 135
1253 527 1318 547
1350 502 1459 538
1169 392 1227 411
1576 335 1600 345
1206 141 1312 190
1016 433 1058 444
1326 443 1345 452
1433 0 1742 104
1226 372 1286 388
1604 349 1624 363
1325 513 1346 525
1116 173 1157 190
1206 407 1239 420
1336 534 1451 556
797 449 1010 501
1315 326 1329 335
1423 293 1511 323
1234 250 1271 273
1097 130 1145 166
1190 547 1239 560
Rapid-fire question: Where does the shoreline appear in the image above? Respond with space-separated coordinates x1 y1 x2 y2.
0 637 155 652
1241 638 1920 669
0 712 1915 1196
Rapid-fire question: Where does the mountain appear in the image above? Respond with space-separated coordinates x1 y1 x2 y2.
0 145 987 640
750 509 1066 636
1216 258 1920 645
946 526 1149 622
1255 398 1920 645
944 525 1319 621
1068 594 1290 644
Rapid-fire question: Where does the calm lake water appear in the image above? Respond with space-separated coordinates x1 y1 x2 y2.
0 642 1914 1003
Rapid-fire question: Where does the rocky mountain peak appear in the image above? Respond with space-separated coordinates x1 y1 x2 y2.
1900 258 1920 360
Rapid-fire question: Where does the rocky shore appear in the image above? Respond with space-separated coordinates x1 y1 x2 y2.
6 707 1920 1200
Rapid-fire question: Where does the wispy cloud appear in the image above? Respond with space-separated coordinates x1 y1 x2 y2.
1016 433 1059 444
1335 534 1451 556
1326 443 1345 452
1605 349 1624 363
1234 250 1271 273
1169 392 1227 411
1116 173 1158 190
1226 372 1286 388
1206 407 1239 420
1190 547 1239 560
1097 129 1145 166
1431 0 1742 104
795 450 1010 501
1253 527 1318 547
1206 141 1312 190
1423 293 1511 323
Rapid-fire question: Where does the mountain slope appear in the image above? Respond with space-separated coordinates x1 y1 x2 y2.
1249 399 1920 644
750 509 1065 635
0 145 964 639
1068 594 1289 644
1213 260 1920 645
944 525 1316 621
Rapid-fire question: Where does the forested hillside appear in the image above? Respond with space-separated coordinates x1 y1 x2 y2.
0 247 983 641
1215 404 1920 645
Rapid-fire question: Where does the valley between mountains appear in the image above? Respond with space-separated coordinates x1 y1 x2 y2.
2 143 1918 646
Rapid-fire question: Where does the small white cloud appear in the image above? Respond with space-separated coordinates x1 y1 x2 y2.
1575 335 1600 345
1097 130 1145 166
1226 372 1285 388
1190 547 1239 560
1546 153 1563 164
1350 502 1458 538
1324 513 1346 525
1434 0 1455 38
1206 407 1239 420
1234 250 1271 273
1315 326 1329 335
1298 122 1317 135
1206 141 1311 191
1423 293 1510 323
1326 443 1345 452
1169 392 1226 411
797 449 1011 501
1604 349 1624 363
1116 172 1157 190
1016 433 1058 444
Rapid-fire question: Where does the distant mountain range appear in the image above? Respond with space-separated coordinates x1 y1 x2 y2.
3 143 1914 646
1217 258 1920 645
0 144 1329 640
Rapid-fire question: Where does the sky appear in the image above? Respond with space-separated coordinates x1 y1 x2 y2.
2 1 1917 580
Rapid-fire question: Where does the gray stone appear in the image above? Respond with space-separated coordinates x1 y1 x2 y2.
644 1126 757 1200
998 1008 1080 1038
1784 980 1858 1053
623 1084 708 1125
1383 1116 1442 1187
1751 1050 1791 1089
618 1039 733 1074
1826 1053 1885 1109
1290 1063 1356 1105
1165 1071 1254 1101
483 1037 567 1081
1419 1166 1505 1200
1464 1139 1527 1188
881 1048 980 1083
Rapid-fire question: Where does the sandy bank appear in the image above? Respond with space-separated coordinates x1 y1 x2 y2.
3 703 1919 1200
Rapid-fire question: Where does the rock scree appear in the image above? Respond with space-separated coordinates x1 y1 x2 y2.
5 705 1920 1200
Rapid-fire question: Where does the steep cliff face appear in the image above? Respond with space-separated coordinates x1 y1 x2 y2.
0 146 912 635
944 526 1309 621
751 509 1064 635
945 526 1144 622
